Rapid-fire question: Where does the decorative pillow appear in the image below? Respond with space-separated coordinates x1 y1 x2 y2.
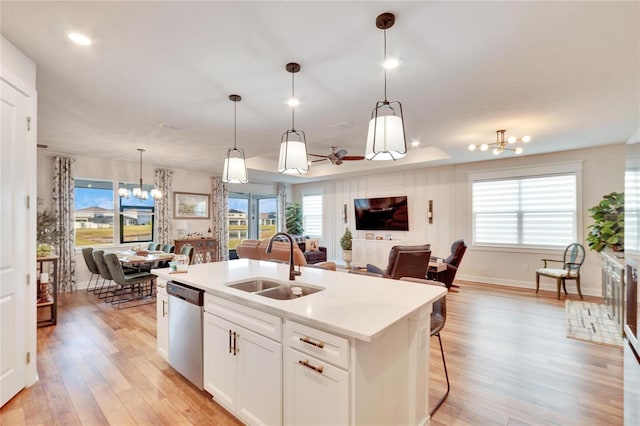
305 239 319 252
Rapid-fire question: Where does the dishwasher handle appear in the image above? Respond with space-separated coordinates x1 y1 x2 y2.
167 281 204 306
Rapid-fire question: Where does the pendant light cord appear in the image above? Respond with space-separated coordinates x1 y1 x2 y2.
138 149 143 188
291 71 296 131
383 28 388 103
233 100 237 150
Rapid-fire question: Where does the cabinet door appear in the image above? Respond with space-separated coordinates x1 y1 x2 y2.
203 313 237 412
236 325 282 426
285 347 349 426
156 290 169 361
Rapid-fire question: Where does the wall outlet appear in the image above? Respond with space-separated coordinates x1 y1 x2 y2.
522 264 529 271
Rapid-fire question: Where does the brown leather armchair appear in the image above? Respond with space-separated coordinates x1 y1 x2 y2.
428 239 467 289
365 244 432 280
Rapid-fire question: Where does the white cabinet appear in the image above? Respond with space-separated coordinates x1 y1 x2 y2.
156 279 169 361
352 238 404 269
203 296 282 425
284 321 350 425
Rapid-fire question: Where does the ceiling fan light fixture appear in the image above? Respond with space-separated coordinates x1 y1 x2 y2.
278 62 309 175
222 94 248 184
365 12 407 162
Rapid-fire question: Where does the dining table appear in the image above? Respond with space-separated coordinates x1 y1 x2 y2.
111 250 175 266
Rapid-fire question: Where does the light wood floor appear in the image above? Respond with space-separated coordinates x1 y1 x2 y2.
1 281 623 425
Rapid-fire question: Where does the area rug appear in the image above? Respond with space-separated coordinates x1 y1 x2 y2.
565 300 623 347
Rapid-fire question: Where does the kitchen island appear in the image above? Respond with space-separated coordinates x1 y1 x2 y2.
153 259 446 425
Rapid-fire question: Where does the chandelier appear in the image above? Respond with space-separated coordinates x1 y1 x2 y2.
118 148 162 200
365 12 407 161
222 94 248 183
278 62 309 175
468 129 531 155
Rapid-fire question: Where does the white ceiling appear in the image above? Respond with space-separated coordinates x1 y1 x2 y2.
2 1 638 183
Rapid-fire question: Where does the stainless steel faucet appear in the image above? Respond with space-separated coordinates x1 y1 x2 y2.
266 232 301 281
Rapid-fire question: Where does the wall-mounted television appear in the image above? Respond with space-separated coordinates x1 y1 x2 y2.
354 196 409 231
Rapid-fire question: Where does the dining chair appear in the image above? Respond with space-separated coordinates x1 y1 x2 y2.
147 242 160 251
103 253 157 309
92 249 115 300
399 277 449 415
157 244 176 268
81 247 100 292
536 242 585 299
180 244 195 264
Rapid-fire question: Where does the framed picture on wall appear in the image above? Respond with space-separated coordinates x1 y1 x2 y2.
173 192 210 219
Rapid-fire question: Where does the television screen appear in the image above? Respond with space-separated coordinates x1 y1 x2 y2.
354 196 409 231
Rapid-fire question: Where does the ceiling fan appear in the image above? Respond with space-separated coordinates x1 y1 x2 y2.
309 147 365 165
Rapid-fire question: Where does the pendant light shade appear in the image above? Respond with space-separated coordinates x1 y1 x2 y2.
222 94 248 184
365 13 407 161
278 62 309 175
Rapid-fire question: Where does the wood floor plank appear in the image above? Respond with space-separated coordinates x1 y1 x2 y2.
1 280 624 425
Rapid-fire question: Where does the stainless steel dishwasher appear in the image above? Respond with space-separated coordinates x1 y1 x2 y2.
167 280 204 390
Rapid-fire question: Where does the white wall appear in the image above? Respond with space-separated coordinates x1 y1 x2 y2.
294 144 625 297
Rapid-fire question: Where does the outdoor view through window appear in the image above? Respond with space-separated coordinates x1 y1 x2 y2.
228 195 277 250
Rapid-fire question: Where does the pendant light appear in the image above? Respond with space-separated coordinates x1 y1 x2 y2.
222 94 248 183
365 12 407 161
120 148 162 200
278 62 309 175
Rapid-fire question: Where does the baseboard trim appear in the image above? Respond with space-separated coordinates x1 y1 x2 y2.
456 274 600 298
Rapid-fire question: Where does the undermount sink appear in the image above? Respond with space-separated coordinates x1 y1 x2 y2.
257 284 323 300
227 279 281 292
226 280 324 300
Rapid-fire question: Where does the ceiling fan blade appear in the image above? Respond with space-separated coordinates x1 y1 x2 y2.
335 149 348 159
342 156 366 161
308 153 328 158
311 158 329 163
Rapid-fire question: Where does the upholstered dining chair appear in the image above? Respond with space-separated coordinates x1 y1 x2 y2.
157 243 176 268
365 244 432 280
81 247 100 292
147 242 160 251
428 239 467 290
536 242 585 299
103 253 157 309
180 244 195 265
399 277 449 415
92 249 114 299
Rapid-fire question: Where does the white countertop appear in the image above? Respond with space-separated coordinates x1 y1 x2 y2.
153 259 446 342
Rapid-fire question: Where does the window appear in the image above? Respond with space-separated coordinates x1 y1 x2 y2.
74 179 114 246
472 171 578 248
118 182 155 243
302 194 323 238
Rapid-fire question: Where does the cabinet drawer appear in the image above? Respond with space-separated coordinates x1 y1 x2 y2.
285 320 349 370
205 294 282 342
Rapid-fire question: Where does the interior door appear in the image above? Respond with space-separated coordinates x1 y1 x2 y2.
0 79 29 406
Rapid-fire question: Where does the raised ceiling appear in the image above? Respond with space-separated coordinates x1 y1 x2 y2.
2 1 638 183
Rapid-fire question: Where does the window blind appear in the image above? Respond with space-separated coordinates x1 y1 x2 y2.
302 194 323 238
472 174 577 248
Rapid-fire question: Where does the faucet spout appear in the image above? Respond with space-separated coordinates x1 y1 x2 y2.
266 232 300 281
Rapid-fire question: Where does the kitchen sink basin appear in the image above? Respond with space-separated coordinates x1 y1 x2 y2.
227 279 281 292
226 279 324 300
256 284 324 300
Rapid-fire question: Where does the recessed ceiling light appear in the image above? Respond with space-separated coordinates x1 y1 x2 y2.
68 32 92 46
411 140 421 147
383 58 399 69
287 98 300 107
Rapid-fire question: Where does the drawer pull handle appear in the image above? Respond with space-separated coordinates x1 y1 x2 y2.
298 359 324 374
300 336 324 349
229 330 232 354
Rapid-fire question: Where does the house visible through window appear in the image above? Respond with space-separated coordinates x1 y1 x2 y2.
302 194 323 238
74 179 114 246
472 172 577 248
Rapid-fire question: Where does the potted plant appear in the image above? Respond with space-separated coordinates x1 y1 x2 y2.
587 191 624 252
285 202 304 236
37 209 62 257
341 227 353 268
